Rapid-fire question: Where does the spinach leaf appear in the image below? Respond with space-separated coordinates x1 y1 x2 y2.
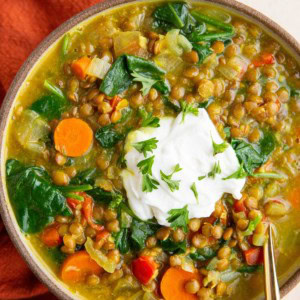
30 94 69 120
192 43 213 64
114 228 130 254
190 247 217 261
100 56 133 97
198 98 214 108
47 247 67 265
6 159 71 234
87 188 115 204
160 238 187 254
70 168 98 185
153 80 170 95
126 55 165 78
130 219 157 249
232 131 276 175
231 139 263 175
95 125 124 148
291 88 300 98
153 2 189 29
259 131 276 162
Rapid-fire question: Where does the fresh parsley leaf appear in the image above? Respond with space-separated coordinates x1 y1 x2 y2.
180 101 199 122
160 164 182 192
137 156 155 175
212 138 228 155
137 156 159 193
142 174 160 193
131 71 159 96
223 164 247 180
133 138 158 157
198 98 214 108
167 205 189 233
198 175 206 181
139 107 160 128
208 161 221 179
190 182 199 202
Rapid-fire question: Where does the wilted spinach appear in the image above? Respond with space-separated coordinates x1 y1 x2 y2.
232 131 276 175
190 247 217 261
30 94 69 121
160 238 187 254
100 55 169 97
114 228 130 254
6 159 71 233
95 124 124 148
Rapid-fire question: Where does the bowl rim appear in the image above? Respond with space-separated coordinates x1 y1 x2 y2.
0 0 299 299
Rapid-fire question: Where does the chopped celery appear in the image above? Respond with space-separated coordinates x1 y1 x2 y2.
61 33 70 58
242 215 262 236
44 80 65 99
85 237 116 273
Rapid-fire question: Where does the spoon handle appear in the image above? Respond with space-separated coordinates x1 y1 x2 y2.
264 224 280 300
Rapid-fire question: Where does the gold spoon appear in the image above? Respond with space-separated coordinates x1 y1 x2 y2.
264 224 280 300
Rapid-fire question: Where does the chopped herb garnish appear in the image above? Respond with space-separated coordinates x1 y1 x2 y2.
131 71 159 96
180 101 199 122
198 175 206 181
190 182 199 202
133 138 158 157
142 174 160 193
137 156 159 193
208 161 221 179
139 107 160 128
223 164 247 180
212 138 228 155
167 205 189 233
160 164 182 192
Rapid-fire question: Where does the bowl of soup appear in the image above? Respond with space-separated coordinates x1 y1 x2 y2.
0 0 299 299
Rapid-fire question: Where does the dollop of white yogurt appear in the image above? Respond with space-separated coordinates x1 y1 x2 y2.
121 109 245 226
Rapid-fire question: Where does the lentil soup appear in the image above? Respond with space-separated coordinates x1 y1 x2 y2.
3 1 300 299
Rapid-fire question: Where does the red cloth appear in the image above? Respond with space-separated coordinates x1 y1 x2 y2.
0 1 103 299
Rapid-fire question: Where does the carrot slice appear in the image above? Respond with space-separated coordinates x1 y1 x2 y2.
161 267 202 300
41 226 62 247
54 118 93 157
288 187 300 208
61 251 103 283
71 56 91 80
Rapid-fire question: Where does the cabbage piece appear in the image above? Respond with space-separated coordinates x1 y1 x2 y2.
86 57 111 79
165 29 192 56
153 52 184 72
15 109 50 153
85 237 116 273
114 31 148 57
218 56 248 80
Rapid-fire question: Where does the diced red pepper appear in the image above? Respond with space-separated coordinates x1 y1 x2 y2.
81 193 104 232
96 230 110 242
110 96 122 111
41 225 62 247
253 52 275 67
244 247 263 265
203 215 217 224
233 199 247 213
67 192 104 232
132 256 157 285
261 53 275 65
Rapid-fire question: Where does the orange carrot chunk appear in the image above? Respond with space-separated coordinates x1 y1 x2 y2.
41 226 62 247
161 267 202 300
71 56 92 80
54 118 93 157
61 251 103 283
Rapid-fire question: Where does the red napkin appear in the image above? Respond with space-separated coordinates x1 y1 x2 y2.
0 1 102 299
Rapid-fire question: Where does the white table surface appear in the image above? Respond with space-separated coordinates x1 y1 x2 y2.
237 1 299 299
